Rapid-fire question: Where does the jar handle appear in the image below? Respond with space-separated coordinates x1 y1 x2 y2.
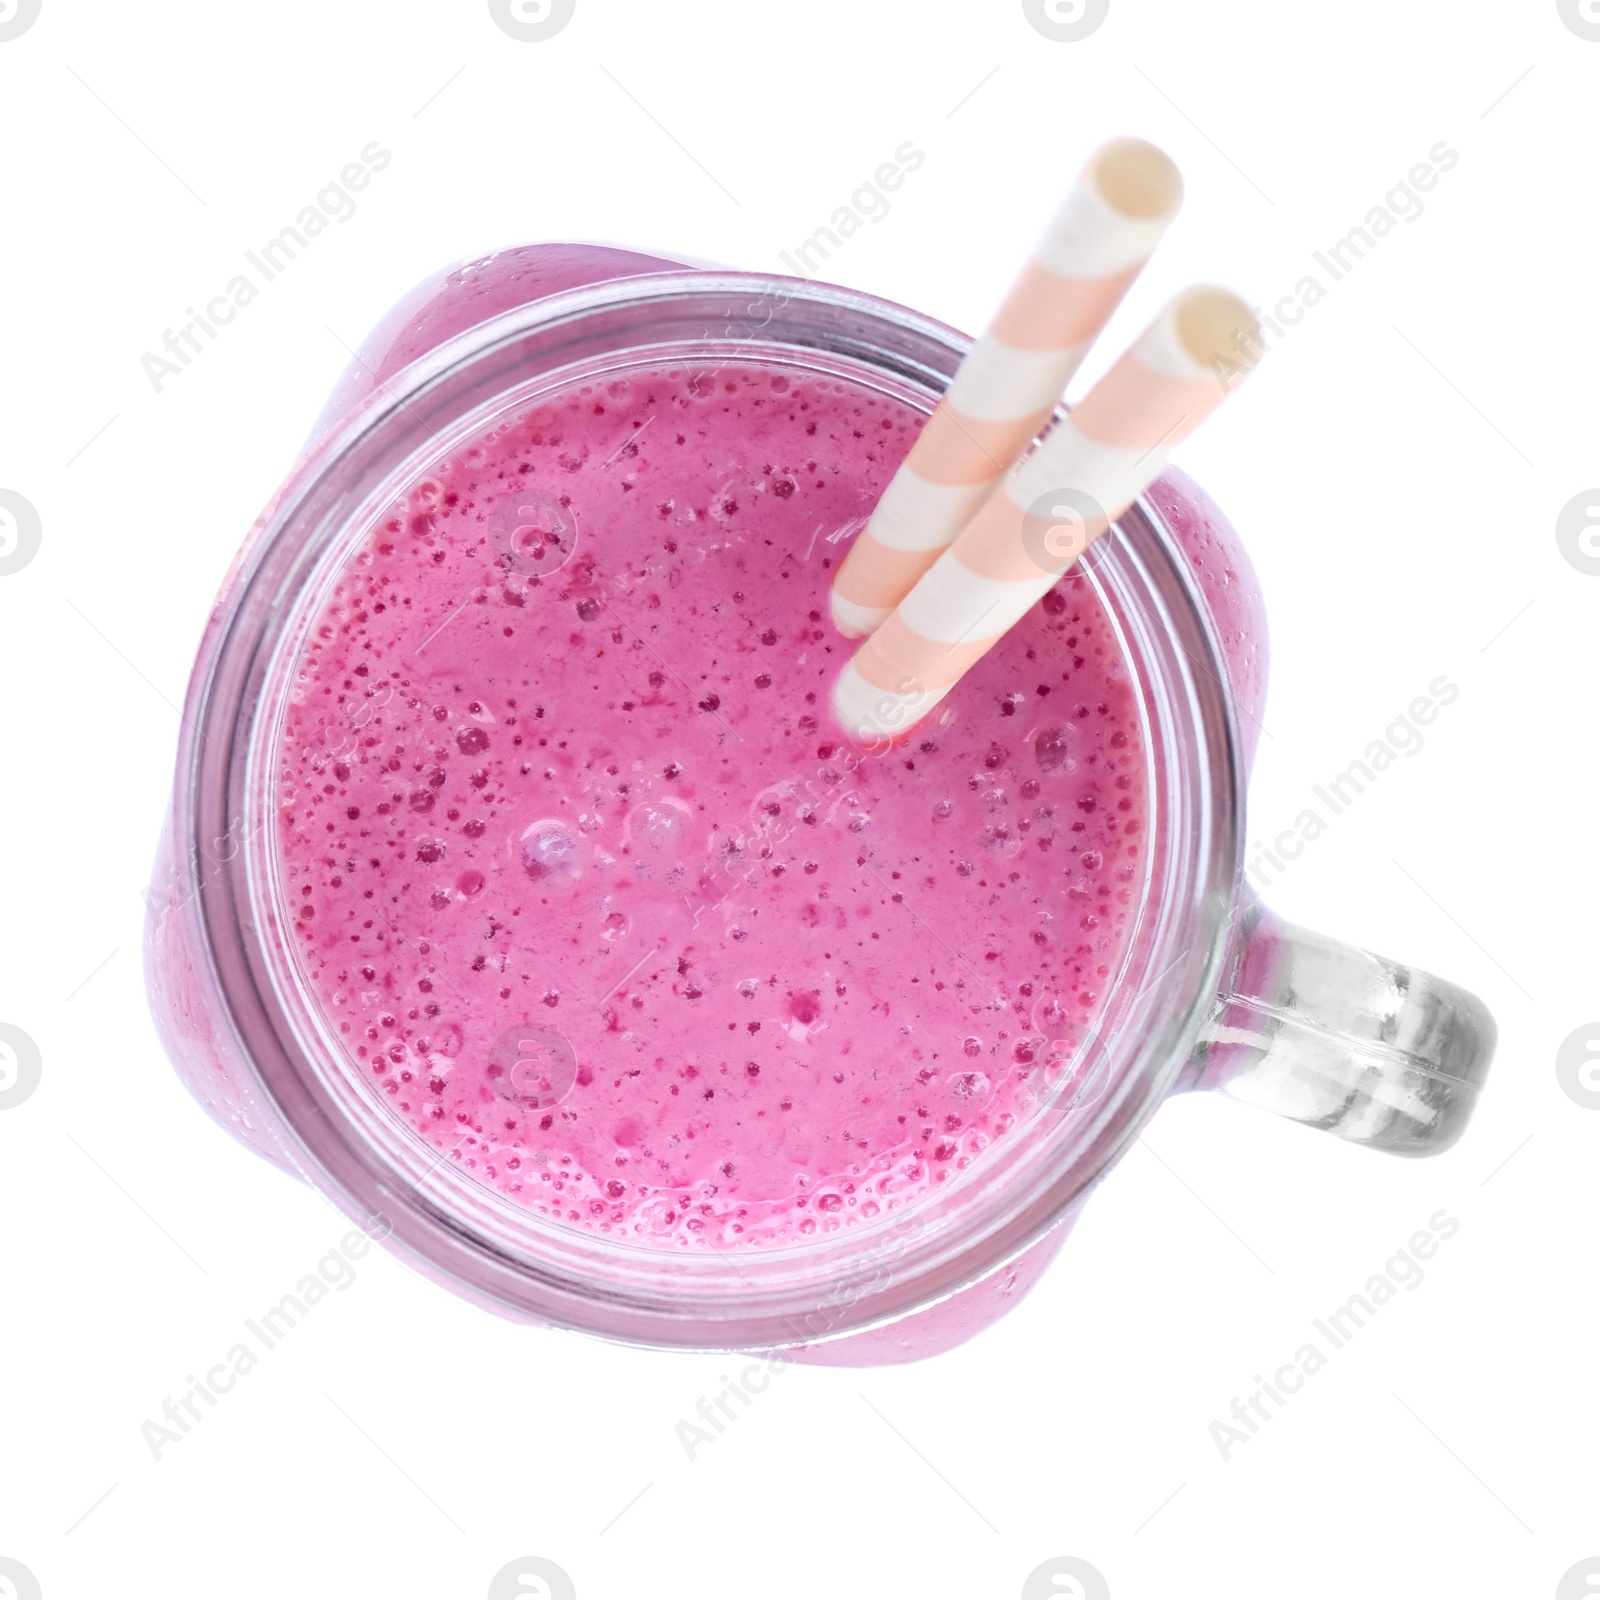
1180 902 1497 1156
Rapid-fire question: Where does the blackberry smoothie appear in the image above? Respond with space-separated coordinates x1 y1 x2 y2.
274 360 1149 1252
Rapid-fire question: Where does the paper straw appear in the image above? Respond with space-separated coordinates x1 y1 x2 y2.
833 286 1261 741
829 137 1183 638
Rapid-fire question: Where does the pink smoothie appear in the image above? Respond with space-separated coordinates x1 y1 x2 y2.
274 360 1150 1252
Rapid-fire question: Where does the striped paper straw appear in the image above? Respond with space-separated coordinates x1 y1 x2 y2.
833 286 1261 741
829 137 1183 639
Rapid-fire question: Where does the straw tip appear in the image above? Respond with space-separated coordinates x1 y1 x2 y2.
1091 137 1184 220
1171 286 1261 378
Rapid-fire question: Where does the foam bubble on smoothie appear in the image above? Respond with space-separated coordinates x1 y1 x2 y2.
520 820 581 881
626 798 693 855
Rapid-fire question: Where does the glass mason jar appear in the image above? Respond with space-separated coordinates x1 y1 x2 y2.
144 246 1496 1364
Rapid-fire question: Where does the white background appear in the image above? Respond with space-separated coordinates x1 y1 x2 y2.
1 2 1594 1597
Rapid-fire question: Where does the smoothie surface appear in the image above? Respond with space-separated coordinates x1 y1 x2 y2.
275 361 1148 1249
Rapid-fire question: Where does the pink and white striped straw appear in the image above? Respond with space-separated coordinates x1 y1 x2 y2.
832 286 1261 741
829 137 1183 638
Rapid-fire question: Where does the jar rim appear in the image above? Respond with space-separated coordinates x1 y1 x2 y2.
179 268 1244 1349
